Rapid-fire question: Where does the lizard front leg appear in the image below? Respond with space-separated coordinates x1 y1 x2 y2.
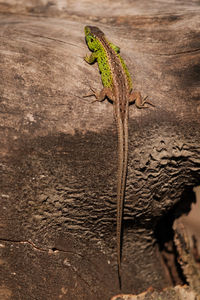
84 52 97 64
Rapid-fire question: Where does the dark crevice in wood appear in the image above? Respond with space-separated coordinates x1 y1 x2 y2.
154 186 196 285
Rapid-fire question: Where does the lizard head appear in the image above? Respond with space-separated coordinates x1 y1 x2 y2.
84 26 103 52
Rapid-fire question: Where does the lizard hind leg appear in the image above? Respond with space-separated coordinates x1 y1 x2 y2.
129 91 154 108
84 86 113 103
83 85 99 102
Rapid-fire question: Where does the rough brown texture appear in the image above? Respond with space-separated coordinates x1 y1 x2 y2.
173 221 200 295
111 285 200 300
0 1 200 299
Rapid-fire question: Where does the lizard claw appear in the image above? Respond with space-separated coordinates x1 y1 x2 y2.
83 85 96 98
135 95 155 108
83 85 101 103
142 96 155 107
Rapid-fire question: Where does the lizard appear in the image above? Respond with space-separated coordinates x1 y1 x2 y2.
84 25 152 288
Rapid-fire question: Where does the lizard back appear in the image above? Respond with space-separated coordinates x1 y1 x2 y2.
85 26 131 120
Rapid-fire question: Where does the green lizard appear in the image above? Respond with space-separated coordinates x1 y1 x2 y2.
84 25 152 288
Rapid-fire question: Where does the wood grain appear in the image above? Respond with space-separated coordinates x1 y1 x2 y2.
0 1 200 299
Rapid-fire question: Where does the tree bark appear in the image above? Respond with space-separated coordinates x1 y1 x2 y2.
0 1 200 299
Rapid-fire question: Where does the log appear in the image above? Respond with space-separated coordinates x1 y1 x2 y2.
0 1 200 299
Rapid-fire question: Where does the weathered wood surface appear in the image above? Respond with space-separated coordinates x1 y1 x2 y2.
111 285 199 300
0 1 200 299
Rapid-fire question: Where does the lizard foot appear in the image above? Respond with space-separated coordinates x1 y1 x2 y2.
83 86 106 103
135 95 155 109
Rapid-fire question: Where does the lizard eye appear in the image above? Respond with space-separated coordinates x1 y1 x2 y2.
90 37 94 43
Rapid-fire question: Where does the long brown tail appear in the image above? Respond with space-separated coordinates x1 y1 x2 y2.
116 102 129 289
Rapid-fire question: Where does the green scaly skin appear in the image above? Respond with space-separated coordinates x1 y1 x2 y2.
84 26 133 91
